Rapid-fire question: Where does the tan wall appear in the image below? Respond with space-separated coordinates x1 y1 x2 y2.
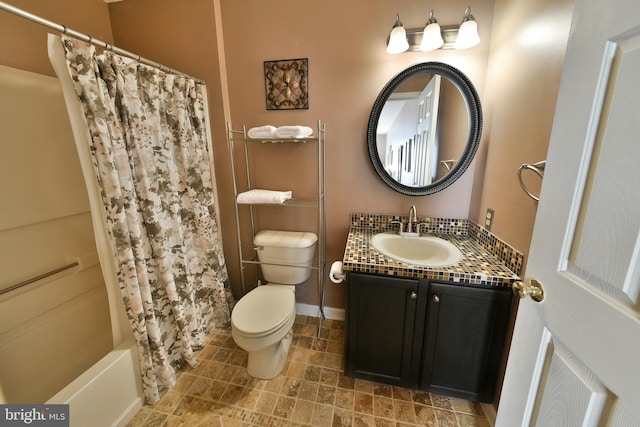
0 0 114 402
0 0 114 76
108 0 495 309
473 0 574 268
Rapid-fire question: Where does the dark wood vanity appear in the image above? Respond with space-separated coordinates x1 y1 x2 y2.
345 272 513 403
341 213 523 404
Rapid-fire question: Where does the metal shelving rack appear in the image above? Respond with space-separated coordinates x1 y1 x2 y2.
227 121 327 337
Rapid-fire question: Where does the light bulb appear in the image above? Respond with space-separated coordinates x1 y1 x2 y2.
386 14 409 54
420 10 444 51
420 22 444 51
454 7 480 49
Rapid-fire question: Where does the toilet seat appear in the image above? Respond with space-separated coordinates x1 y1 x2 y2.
231 285 295 338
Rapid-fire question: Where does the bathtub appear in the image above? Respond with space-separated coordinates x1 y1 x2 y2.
47 340 143 427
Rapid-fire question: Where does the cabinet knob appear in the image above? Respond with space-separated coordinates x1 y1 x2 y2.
433 294 440 303
410 291 418 299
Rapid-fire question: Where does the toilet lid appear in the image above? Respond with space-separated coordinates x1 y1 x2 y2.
232 285 295 337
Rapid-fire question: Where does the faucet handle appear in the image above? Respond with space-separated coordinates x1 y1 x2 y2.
390 220 404 233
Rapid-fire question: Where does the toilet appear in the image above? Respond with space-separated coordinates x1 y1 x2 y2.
231 230 317 379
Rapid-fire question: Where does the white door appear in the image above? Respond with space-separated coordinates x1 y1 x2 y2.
496 0 640 425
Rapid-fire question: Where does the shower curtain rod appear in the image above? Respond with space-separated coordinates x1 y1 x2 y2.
0 0 205 84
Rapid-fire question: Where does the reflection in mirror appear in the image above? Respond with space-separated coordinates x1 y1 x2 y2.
377 74 469 187
367 62 482 196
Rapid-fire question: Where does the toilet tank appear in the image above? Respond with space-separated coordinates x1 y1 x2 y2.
254 230 318 284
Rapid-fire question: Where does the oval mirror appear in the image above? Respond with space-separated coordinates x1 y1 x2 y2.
367 62 482 196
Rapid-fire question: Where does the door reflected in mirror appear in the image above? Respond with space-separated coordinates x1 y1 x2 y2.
367 62 482 196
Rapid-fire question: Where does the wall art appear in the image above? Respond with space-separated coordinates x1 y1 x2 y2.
264 58 309 110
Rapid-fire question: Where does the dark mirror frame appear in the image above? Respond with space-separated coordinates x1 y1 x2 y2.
367 62 483 196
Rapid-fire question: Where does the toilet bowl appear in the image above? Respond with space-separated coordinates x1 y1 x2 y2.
231 230 317 379
231 285 296 378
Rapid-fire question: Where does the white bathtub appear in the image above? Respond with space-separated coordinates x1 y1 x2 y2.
47 340 143 427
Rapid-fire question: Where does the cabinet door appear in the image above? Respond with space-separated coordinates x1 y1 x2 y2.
345 273 420 387
421 282 512 402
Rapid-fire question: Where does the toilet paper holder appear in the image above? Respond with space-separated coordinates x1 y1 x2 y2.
329 261 345 284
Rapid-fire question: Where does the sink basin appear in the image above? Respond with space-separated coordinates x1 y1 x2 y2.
370 233 463 267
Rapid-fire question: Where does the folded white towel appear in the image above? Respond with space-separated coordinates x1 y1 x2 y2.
275 125 313 139
247 125 277 139
236 189 292 204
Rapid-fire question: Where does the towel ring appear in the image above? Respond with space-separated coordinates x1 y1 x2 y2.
517 160 546 202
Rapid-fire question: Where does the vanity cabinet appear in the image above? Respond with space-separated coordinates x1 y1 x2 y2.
345 272 513 403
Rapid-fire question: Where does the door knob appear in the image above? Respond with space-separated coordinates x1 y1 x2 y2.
512 279 544 302
410 291 418 299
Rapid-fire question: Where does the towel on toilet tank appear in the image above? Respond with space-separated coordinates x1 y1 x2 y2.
247 125 277 139
275 125 313 139
236 189 292 204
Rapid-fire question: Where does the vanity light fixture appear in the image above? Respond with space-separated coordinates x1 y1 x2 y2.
386 6 480 54
386 14 410 54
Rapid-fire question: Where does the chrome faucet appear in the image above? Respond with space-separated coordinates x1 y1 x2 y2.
407 205 417 234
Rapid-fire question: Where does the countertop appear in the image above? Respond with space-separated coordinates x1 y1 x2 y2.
341 214 523 288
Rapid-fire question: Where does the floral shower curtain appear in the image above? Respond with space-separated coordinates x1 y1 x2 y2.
57 35 234 404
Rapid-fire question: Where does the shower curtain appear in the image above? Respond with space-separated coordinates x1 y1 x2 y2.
49 35 234 404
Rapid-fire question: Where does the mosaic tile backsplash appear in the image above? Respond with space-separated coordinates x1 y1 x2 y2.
343 213 524 287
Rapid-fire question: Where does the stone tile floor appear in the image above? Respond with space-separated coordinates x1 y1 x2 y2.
126 315 490 426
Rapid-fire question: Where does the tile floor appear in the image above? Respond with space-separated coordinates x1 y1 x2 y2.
126 315 491 427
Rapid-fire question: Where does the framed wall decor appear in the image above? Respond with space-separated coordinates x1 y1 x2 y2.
264 58 309 110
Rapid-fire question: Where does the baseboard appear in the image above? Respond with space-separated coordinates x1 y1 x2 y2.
295 302 345 321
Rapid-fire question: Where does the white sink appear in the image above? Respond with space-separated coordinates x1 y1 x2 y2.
371 232 463 268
